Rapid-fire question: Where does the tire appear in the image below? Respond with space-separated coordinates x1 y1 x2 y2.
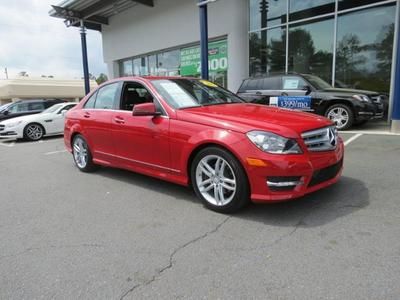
72 134 98 172
190 146 249 213
24 123 44 141
325 104 354 130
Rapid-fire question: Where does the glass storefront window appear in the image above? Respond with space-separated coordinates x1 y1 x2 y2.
249 0 287 31
335 4 395 93
157 49 181 76
249 27 286 77
121 60 133 76
289 0 334 21
288 17 334 83
338 0 388 11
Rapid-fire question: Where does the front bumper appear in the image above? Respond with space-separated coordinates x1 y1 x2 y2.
236 138 344 203
354 102 384 121
0 126 23 139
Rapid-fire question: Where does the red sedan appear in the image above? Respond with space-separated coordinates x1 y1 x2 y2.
64 77 344 213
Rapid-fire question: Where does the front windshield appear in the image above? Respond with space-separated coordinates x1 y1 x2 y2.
41 103 64 114
151 79 244 109
302 74 332 90
0 103 12 112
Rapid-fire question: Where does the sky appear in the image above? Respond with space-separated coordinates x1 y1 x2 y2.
0 0 107 80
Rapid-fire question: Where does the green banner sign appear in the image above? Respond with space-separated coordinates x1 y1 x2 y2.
180 40 228 76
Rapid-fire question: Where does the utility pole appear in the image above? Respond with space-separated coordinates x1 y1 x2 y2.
80 20 90 95
4 67 8 79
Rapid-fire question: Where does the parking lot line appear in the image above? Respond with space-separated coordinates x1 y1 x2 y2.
344 133 363 146
44 150 67 155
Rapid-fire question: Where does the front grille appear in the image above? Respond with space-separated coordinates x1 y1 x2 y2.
308 159 343 187
301 126 338 152
370 95 381 104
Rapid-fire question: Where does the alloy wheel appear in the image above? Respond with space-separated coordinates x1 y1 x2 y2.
195 155 237 206
327 107 349 129
73 137 88 169
26 124 43 140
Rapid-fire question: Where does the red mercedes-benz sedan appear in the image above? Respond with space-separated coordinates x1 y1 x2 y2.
64 76 344 213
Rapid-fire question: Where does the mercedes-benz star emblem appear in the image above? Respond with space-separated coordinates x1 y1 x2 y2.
328 127 337 147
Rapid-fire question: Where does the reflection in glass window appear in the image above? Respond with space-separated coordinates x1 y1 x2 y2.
338 0 387 11
95 83 119 109
289 0 334 21
335 4 395 93
288 17 334 83
249 0 287 31
122 60 133 76
157 50 181 76
250 27 286 77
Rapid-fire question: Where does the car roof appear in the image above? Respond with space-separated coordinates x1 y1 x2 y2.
242 72 308 81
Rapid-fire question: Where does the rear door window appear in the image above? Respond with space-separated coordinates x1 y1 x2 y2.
260 77 281 90
28 102 45 111
84 92 97 109
94 83 120 109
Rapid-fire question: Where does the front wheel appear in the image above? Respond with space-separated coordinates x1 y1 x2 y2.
72 134 98 172
191 147 249 213
325 104 354 130
24 123 44 141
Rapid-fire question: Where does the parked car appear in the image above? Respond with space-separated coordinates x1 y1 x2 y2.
64 77 344 213
0 99 66 122
0 102 76 141
237 73 386 130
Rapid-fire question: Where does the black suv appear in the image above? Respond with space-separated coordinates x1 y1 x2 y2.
237 74 387 130
0 99 66 121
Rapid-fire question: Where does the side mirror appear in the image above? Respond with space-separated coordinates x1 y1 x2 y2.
132 103 160 116
302 85 312 95
61 110 68 116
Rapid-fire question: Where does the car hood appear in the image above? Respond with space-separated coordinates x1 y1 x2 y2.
321 87 379 96
176 103 332 138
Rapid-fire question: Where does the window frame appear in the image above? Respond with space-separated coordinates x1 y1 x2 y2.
119 80 168 117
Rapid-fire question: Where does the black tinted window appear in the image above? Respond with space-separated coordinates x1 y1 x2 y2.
247 79 262 90
95 83 119 109
28 102 45 111
260 77 281 90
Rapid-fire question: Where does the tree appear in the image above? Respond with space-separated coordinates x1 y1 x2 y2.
96 73 108 85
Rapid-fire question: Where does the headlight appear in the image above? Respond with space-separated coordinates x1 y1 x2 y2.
5 120 23 127
353 95 370 102
247 131 302 154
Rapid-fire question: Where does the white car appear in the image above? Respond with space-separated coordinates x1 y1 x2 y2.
0 102 77 141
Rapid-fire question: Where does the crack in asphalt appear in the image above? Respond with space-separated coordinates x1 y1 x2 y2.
0 244 104 261
119 216 231 300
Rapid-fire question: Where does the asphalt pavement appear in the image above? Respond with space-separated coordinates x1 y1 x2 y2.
0 133 399 299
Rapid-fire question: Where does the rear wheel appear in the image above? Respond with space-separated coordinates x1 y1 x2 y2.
72 134 98 172
24 123 44 141
191 147 249 213
325 104 354 130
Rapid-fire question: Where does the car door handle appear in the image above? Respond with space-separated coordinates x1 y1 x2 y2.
114 117 125 124
83 112 91 118
255 91 262 96
281 92 288 96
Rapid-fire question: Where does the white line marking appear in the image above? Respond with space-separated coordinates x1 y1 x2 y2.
339 130 400 136
344 133 363 146
44 150 67 155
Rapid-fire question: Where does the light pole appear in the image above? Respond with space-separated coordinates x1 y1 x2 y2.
197 0 218 80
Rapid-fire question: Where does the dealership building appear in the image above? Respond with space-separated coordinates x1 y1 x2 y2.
50 0 399 127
